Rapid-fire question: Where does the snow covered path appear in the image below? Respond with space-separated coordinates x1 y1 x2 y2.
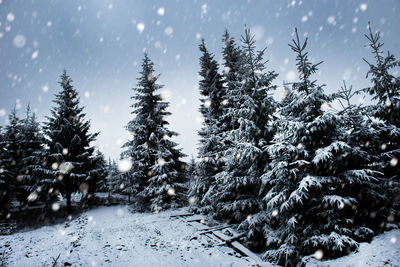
0 206 264 266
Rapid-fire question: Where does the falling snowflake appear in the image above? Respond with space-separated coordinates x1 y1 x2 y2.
52 202 60 211
314 249 324 260
31 50 39 59
136 22 145 33
13 34 27 48
117 158 132 173
327 15 336 25
157 7 165 16
157 158 166 166
286 70 296 81
360 3 368 12
167 187 175 196
7 13 15 22
164 26 173 36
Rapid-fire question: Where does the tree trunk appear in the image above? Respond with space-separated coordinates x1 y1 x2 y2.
66 192 72 212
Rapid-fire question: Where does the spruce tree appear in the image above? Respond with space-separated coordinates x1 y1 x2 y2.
189 39 225 209
85 150 108 198
44 70 99 212
363 23 400 224
2 108 24 208
18 105 46 206
0 126 13 214
122 54 186 211
254 29 382 266
211 28 277 223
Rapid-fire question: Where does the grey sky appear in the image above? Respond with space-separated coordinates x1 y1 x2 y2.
0 0 399 160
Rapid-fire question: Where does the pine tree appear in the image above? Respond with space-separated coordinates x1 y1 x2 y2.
122 54 186 211
2 108 24 208
86 150 108 197
363 23 400 224
44 70 99 212
0 126 14 214
335 81 391 232
189 39 225 209
17 105 46 206
105 159 121 196
253 28 382 266
211 28 277 223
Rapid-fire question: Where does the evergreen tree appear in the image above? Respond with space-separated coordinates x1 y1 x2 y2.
122 54 186 211
18 105 46 206
211 28 277 223
86 150 108 196
363 23 400 223
0 126 14 214
2 108 24 208
252 28 382 266
105 159 121 196
189 39 225 209
44 70 99 212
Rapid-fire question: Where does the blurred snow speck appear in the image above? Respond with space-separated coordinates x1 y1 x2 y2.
167 187 175 196
52 202 60 211
286 70 296 81
314 249 324 260
0 109 6 117
7 13 15 22
117 158 132 173
360 3 368 12
327 15 336 26
157 7 165 16
250 25 264 40
42 85 49 92
13 35 27 48
136 23 145 33
164 26 174 36
31 50 39 59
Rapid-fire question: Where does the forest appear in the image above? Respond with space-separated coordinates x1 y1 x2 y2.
0 23 399 266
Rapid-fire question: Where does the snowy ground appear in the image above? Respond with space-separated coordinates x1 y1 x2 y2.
0 206 263 267
305 229 400 267
1 205 399 267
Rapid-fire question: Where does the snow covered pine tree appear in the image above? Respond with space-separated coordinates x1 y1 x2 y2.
122 54 186 212
211 28 277 224
251 28 384 266
189 39 225 211
43 70 99 212
362 23 400 226
17 105 46 207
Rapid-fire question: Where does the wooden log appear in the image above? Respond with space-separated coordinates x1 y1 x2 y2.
212 230 262 264
169 212 194 218
215 232 246 246
196 225 230 235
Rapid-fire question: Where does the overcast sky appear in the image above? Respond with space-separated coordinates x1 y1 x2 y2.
0 0 399 161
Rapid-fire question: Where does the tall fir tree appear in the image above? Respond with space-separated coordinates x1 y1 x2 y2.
363 23 400 221
2 108 24 208
17 105 46 206
122 54 186 211
252 28 383 266
0 126 14 214
44 70 99 211
211 28 277 223
189 39 225 209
